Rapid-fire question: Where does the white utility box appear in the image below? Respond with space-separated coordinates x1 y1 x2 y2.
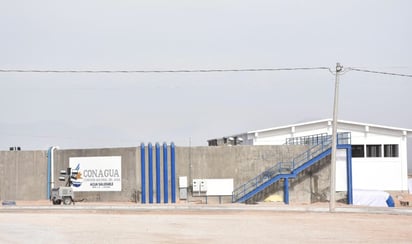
200 180 207 191
193 179 208 192
193 179 200 191
179 176 188 188
179 176 188 200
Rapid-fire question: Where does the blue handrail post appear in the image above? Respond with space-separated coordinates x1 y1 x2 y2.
163 143 168 203
171 142 176 203
140 143 146 204
284 178 289 204
336 133 339 145
148 143 153 204
155 143 161 203
346 146 353 204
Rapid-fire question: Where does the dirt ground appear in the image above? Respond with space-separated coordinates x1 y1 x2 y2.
0 201 411 243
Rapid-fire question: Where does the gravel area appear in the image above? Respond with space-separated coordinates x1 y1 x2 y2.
0 202 411 243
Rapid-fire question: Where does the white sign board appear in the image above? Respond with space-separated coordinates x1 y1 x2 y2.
193 179 233 196
69 156 122 192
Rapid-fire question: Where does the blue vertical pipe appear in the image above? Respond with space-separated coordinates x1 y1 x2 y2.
346 146 353 204
140 143 146 204
148 143 153 204
47 147 52 200
155 143 161 203
284 178 289 204
171 142 176 203
163 143 168 203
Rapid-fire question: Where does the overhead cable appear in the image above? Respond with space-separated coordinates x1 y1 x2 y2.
348 68 412 78
2 66 411 78
0 67 330 74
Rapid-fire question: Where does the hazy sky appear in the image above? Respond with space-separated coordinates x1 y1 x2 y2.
0 0 411 150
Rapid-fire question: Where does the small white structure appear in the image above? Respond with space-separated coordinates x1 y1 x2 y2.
208 119 412 192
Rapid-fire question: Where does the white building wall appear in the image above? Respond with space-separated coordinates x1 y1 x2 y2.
350 131 407 191
352 159 403 190
336 149 348 191
248 124 408 191
401 136 408 190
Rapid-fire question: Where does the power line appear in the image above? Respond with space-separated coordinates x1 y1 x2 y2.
1 66 411 78
348 68 412 78
0 67 330 74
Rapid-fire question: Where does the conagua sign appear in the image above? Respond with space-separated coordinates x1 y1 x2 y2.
69 156 122 192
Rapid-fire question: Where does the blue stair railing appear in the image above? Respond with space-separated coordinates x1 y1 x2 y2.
232 132 351 203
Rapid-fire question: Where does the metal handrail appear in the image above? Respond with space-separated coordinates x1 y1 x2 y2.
285 133 329 145
232 161 293 202
292 138 331 170
337 132 351 145
232 132 351 202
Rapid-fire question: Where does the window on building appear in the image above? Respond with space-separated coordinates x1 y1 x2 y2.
366 145 382 157
384 144 399 157
351 145 365 158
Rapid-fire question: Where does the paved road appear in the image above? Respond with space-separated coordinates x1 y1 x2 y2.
0 205 411 243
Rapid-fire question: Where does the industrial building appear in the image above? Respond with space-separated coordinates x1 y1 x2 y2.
208 119 411 193
1 119 411 206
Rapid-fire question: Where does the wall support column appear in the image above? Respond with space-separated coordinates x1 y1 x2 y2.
284 178 289 204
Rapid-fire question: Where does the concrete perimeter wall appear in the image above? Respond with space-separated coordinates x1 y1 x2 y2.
175 145 308 203
0 150 47 200
0 145 316 203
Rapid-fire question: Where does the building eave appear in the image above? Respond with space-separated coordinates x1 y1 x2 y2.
248 119 412 135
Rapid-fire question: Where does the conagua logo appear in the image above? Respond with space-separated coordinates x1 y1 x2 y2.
71 163 83 188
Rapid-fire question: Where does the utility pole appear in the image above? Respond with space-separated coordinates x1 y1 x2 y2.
330 62 343 212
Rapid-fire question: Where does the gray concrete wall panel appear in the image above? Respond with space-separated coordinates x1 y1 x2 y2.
0 151 47 200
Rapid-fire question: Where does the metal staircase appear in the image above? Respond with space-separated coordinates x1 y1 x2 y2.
232 132 351 203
